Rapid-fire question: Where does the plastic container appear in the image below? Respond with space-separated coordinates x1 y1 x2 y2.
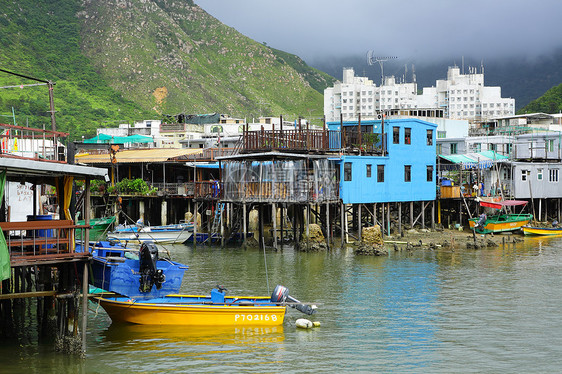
27 214 53 247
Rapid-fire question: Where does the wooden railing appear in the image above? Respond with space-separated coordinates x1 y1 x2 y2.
242 129 330 152
0 220 89 264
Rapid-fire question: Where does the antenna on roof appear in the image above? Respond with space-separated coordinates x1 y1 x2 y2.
367 51 397 86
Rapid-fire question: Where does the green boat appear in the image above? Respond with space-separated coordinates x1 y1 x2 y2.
77 216 116 241
468 200 532 234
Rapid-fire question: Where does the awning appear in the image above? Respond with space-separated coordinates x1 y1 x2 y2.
439 151 508 169
83 134 154 144
480 200 527 209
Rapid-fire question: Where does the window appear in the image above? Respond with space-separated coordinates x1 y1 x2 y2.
344 162 352 181
521 169 529 181
548 139 555 152
404 128 411 145
427 165 433 182
489 143 496 151
377 165 384 182
550 169 559 182
437 144 442 154
437 131 446 139
404 165 411 182
366 164 372 178
393 127 400 144
450 143 458 154
474 143 481 152
538 168 543 181
426 130 433 145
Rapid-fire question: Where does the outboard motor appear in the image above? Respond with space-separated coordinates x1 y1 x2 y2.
271 285 317 315
139 241 166 292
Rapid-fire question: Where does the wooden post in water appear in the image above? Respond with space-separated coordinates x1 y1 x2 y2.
280 204 284 248
431 201 435 230
386 202 390 236
242 202 247 246
398 202 402 236
341 202 345 248
422 201 425 229
381 203 385 237
358 204 362 242
193 202 197 247
272 203 277 250
326 201 330 249
410 201 414 228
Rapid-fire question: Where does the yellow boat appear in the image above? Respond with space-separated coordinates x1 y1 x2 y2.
94 285 316 326
522 225 562 236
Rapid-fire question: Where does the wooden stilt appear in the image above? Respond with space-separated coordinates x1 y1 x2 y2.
431 201 435 230
357 204 363 242
398 202 402 236
381 203 385 237
341 202 345 248
422 201 425 229
193 202 198 247
410 201 414 228
280 204 284 248
386 203 390 236
326 202 330 249
272 203 277 250
539 199 542 223
242 203 247 246
344 204 349 244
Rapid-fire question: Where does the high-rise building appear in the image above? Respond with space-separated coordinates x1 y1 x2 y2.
324 66 515 122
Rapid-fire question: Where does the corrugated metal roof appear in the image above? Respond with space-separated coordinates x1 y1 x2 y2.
75 148 203 164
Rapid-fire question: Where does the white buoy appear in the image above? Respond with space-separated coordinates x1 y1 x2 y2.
295 318 313 329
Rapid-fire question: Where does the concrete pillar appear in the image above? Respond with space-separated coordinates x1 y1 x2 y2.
139 200 145 223
161 200 167 226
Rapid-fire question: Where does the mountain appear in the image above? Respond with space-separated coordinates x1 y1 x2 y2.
310 50 562 111
518 82 562 114
0 0 335 139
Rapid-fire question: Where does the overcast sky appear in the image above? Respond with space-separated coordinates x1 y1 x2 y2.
194 0 562 64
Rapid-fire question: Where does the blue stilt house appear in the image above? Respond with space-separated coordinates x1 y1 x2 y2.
327 118 437 204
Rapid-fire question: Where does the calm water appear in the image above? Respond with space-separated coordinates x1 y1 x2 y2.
2 236 562 373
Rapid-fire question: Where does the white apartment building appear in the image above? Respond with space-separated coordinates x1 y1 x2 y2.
324 66 515 123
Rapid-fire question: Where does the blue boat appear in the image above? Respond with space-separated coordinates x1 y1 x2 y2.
78 241 188 299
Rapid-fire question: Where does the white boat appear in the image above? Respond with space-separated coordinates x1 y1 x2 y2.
107 223 193 245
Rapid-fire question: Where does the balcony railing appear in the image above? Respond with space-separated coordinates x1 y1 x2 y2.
242 129 330 152
0 219 89 265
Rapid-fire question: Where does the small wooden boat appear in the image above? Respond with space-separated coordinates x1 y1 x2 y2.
468 199 532 233
94 285 316 326
522 225 562 236
108 222 193 244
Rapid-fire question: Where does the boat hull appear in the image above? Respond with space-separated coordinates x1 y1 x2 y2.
107 229 192 244
522 225 562 236
468 214 532 233
78 242 188 298
95 295 287 326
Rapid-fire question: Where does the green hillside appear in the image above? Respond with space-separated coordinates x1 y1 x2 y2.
518 82 562 114
0 0 335 140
